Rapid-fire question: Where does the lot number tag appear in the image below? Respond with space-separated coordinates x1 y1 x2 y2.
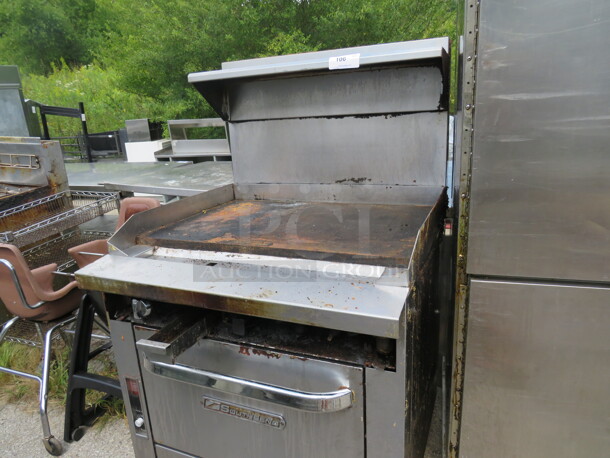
328 53 360 70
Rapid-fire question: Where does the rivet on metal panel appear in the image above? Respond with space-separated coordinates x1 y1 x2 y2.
465 105 472 110
466 56 472 61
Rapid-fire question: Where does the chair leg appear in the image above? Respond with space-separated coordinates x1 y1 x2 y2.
0 316 75 456
38 316 76 456
35 322 45 348
0 316 20 343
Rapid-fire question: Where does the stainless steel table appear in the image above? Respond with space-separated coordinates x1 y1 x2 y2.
66 161 233 197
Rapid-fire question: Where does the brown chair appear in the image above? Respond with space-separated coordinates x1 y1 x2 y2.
68 197 160 268
0 243 84 455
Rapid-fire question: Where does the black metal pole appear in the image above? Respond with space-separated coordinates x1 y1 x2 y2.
40 111 50 140
79 102 93 163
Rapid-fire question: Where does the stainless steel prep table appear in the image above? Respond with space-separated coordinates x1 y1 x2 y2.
66 161 233 197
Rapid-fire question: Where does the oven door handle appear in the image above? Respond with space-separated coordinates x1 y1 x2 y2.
142 355 354 413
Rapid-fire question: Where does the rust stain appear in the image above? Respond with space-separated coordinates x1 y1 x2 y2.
334 177 371 184
251 289 275 299
239 346 251 356
136 199 430 268
252 349 281 359
289 355 308 361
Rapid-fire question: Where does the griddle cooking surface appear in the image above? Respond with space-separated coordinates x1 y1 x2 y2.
138 200 432 266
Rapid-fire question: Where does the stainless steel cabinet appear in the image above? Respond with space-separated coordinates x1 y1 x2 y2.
460 280 610 457
466 0 610 282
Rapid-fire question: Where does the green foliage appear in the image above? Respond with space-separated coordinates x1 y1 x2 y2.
23 62 184 135
4 0 458 135
0 339 124 424
0 0 110 74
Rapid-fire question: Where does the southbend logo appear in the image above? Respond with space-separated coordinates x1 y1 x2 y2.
201 397 286 430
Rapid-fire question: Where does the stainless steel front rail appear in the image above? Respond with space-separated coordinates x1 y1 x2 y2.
142 355 354 413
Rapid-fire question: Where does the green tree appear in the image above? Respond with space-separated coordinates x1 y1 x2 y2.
0 0 109 74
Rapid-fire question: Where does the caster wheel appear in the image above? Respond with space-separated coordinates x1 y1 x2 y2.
71 425 87 442
43 436 63 456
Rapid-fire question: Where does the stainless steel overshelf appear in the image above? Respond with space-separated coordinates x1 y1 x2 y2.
190 38 449 121
190 38 449 83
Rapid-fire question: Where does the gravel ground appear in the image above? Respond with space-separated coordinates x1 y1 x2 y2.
0 399 134 458
0 389 442 458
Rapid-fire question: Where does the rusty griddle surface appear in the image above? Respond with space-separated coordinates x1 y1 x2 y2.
137 199 434 267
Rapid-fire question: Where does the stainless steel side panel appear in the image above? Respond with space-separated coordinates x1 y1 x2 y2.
141 339 365 458
106 183 235 255
109 320 156 458
460 280 610 457
229 113 447 187
467 0 610 281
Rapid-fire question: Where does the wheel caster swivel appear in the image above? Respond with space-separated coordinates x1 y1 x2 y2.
43 435 63 456
71 425 87 442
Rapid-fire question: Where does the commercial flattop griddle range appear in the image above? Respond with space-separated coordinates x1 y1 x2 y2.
77 37 450 458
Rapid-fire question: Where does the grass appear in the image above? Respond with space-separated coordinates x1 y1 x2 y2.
0 337 125 428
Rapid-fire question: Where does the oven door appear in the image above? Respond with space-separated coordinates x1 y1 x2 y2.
137 337 365 458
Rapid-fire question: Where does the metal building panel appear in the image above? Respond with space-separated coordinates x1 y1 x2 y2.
229 112 447 187
460 280 610 457
466 0 610 281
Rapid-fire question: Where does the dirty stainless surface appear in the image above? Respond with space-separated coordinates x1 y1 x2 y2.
138 199 434 266
228 114 447 189
66 161 233 196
